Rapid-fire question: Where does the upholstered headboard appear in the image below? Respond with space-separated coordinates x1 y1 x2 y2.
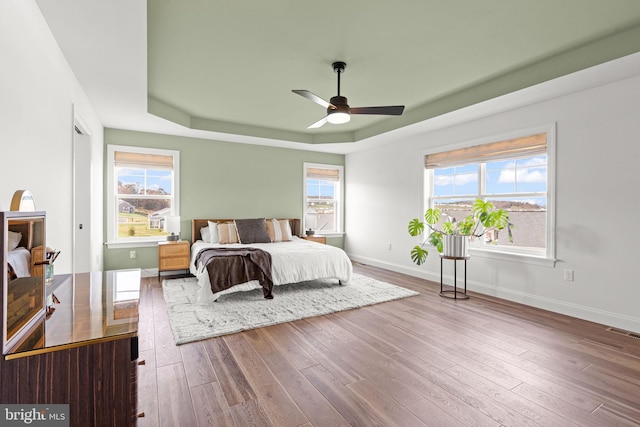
191 218 301 242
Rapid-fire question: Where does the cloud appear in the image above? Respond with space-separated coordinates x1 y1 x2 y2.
497 158 546 183
435 157 546 186
435 174 477 187
498 168 546 183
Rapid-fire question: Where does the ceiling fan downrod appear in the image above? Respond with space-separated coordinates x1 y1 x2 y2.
332 61 346 96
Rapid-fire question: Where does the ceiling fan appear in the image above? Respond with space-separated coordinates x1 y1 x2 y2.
292 61 405 129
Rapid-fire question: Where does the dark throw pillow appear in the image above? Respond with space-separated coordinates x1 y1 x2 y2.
234 218 271 244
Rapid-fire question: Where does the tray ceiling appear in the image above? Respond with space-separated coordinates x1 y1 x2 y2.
37 0 640 147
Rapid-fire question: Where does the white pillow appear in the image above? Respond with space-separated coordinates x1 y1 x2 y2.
207 221 220 243
200 226 210 243
8 231 21 251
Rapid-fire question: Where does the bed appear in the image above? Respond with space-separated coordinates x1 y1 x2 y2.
189 218 352 302
5 227 42 279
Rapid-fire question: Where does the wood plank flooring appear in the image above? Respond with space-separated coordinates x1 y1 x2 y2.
136 263 640 426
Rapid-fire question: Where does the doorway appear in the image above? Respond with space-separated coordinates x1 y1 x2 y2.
73 117 92 273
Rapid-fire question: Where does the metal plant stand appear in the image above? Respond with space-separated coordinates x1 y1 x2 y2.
439 254 470 300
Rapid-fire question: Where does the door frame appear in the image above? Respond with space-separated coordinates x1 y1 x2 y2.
72 107 92 273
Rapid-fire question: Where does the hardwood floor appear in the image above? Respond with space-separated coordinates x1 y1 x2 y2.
136 263 640 426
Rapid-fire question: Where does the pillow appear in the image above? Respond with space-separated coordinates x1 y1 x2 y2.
217 222 239 244
234 218 271 244
206 221 221 243
200 226 210 243
8 231 22 251
266 219 292 242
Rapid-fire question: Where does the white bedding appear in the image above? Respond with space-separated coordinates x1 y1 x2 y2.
7 247 31 278
190 236 352 302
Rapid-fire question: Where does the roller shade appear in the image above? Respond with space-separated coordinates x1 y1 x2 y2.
114 151 174 170
425 133 547 169
307 167 340 181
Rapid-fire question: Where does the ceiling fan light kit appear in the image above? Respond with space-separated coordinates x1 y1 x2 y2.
293 61 405 129
326 95 351 124
327 112 350 124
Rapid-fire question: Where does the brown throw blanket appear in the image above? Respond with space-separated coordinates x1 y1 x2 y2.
195 247 274 299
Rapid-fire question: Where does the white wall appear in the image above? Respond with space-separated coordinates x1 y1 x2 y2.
346 59 640 333
0 0 104 274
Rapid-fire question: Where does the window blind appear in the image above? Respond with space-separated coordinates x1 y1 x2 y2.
425 133 547 169
307 167 340 181
114 151 174 170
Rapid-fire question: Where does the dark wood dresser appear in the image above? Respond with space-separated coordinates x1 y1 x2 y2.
0 269 141 426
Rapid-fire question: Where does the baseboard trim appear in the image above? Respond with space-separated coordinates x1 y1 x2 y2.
142 268 158 278
348 254 640 333
349 255 440 283
469 280 640 333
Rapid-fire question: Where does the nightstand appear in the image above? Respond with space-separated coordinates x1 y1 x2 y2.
158 240 190 277
303 235 326 244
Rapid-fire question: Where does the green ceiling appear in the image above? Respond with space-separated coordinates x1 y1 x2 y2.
147 0 640 144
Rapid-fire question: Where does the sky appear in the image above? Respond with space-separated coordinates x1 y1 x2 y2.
307 179 335 198
117 168 173 194
434 155 547 203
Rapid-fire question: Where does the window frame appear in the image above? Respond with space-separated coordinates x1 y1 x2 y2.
106 145 180 248
422 123 556 266
303 162 344 236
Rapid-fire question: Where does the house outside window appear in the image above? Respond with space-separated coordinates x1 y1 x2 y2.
107 145 180 247
424 125 555 261
303 163 344 235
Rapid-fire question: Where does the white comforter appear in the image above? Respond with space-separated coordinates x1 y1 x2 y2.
190 237 352 302
7 247 31 278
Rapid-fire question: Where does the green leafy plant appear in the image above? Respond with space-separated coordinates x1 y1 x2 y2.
408 199 513 265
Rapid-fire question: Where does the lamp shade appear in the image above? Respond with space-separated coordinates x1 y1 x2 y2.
164 216 181 240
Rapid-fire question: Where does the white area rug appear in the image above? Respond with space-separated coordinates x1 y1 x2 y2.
162 273 419 345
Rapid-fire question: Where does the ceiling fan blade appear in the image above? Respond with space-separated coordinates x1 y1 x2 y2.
307 116 328 129
350 105 405 116
292 90 336 109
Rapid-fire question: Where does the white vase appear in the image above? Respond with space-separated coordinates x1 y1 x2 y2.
442 234 469 257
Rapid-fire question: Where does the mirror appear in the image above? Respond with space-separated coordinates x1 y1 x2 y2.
2 211 46 354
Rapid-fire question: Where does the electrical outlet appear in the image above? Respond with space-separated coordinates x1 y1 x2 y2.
387 242 392 251
129 250 136 260
564 269 574 281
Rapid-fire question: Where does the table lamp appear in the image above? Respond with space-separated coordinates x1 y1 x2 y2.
164 216 180 241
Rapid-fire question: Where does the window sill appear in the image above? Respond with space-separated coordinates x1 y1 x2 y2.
469 247 556 267
105 240 167 249
311 232 345 238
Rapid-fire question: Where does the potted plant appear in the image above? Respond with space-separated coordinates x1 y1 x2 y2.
408 199 513 264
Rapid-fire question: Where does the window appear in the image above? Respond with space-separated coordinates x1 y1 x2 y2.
107 145 180 247
424 125 555 261
303 163 344 235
